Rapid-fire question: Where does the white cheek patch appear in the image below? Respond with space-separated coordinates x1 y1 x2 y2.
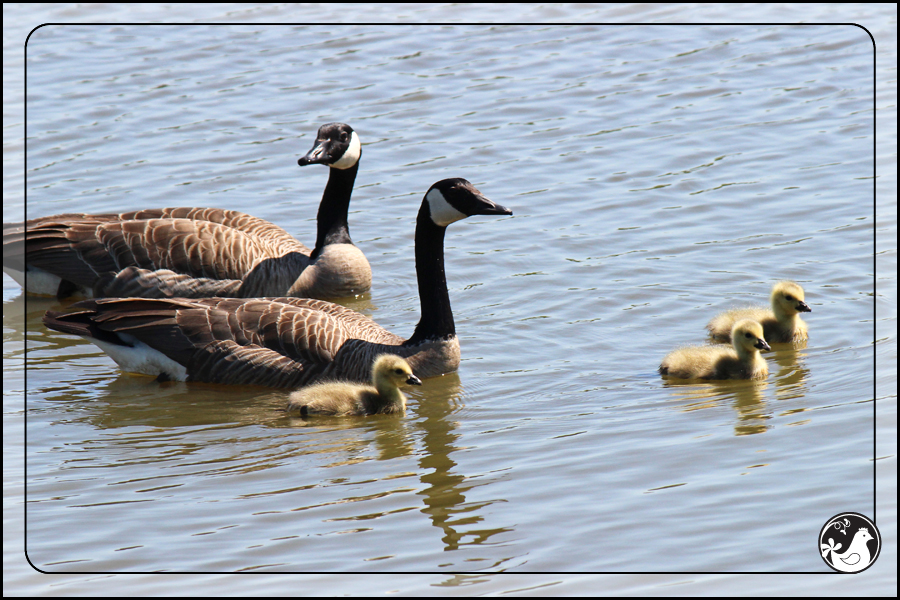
331 131 361 170
426 188 467 227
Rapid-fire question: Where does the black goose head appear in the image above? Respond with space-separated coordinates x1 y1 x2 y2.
298 122 361 170
422 178 513 227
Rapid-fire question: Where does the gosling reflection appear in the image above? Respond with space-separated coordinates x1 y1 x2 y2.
665 379 770 435
282 371 513 554
413 373 514 553
769 343 811 401
664 345 810 436
20 286 517 559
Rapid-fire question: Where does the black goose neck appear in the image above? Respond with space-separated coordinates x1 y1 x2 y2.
406 207 455 345
311 159 358 259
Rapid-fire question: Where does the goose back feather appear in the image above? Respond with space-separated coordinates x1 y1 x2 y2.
42 178 512 387
3 123 371 300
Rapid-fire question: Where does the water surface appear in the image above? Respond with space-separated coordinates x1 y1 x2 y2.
4 4 895 596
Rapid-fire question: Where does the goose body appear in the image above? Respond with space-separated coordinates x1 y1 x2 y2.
660 319 771 380
42 178 512 387
287 354 421 416
707 281 810 343
3 123 371 300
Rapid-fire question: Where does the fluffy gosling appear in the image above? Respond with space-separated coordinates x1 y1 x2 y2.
660 319 771 380
707 281 811 343
286 355 422 416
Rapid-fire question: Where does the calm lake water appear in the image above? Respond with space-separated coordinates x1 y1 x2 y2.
4 3 896 596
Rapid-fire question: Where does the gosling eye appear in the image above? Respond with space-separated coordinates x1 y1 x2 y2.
744 332 753 339
395 369 405 376
785 294 794 301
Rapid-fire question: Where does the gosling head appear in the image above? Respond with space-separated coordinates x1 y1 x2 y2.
422 178 513 227
771 281 811 317
297 122 361 170
373 354 422 388
731 319 771 353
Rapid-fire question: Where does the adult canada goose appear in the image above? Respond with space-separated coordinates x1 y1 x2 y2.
286 354 421 416
660 319 771 380
706 281 811 343
42 178 512 387
2 122 371 300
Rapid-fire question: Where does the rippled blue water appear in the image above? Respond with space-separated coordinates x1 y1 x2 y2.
4 4 896 596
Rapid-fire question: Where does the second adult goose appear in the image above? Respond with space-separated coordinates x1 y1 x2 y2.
42 178 512 387
3 122 371 300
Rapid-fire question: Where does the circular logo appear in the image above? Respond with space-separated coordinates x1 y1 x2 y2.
819 512 881 573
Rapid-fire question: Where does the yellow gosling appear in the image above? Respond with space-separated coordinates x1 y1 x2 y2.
661 319 771 380
286 355 421 416
707 281 811 343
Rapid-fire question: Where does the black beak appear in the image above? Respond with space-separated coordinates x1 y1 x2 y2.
755 339 771 351
464 186 512 217
298 139 333 166
474 196 513 217
406 374 422 386
797 301 811 313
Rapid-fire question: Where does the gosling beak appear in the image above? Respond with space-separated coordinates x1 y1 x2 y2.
406 374 422 386
797 301 811 313
755 339 771 351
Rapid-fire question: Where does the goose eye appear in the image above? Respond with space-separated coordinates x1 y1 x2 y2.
744 332 753 339
395 369 404 375
785 294 794 301
340 132 349 142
